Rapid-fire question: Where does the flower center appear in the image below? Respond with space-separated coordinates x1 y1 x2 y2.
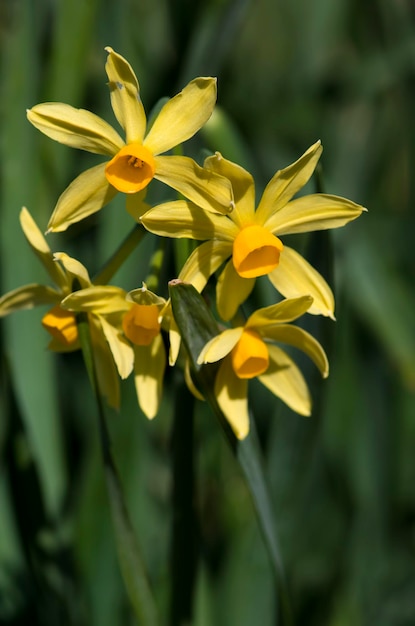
105 142 156 193
42 305 78 346
232 225 283 278
122 304 160 346
231 328 269 379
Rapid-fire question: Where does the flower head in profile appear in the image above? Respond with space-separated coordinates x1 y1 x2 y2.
141 142 365 320
197 296 329 439
122 283 167 419
27 47 233 232
0 208 134 408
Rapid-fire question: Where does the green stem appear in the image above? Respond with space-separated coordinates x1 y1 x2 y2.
169 376 198 626
77 314 158 626
93 223 147 285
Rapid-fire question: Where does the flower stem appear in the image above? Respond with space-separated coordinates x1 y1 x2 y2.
93 223 147 285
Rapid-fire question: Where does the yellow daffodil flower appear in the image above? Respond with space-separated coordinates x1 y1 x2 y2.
140 142 366 320
197 295 329 439
26 47 233 232
0 208 134 408
122 284 167 419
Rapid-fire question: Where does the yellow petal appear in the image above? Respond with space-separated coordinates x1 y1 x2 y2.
89 317 120 409
216 260 255 321
19 208 69 290
99 314 134 379
154 155 234 215
232 225 283 278
178 240 232 292
197 327 243 364
0 285 60 317
264 193 366 236
255 141 323 225
105 47 147 143
215 357 249 439
133 334 166 419
144 77 217 154
105 143 155 193
184 358 205 401
258 344 311 416
263 324 329 378
47 163 117 232
127 283 166 306
246 296 313 328
204 152 256 227
268 246 335 318
230 329 269 379
53 252 91 289
141 199 236 241
61 286 129 314
27 103 124 156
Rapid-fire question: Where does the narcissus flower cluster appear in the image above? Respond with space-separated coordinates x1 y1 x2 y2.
0 47 365 439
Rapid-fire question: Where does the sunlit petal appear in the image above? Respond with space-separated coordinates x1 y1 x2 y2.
255 141 322 225
133 334 166 419
19 208 68 290
27 103 124 156
105 47 147 143
246 295 313 328
53 252 91 289
268 246 335 318
0 284 60 316
216 260 255 321
141 200 236 241
61 286 129 314
154 155 234 215
258 344 311 416
204 152 255 227
215 357 249 439
178 240 232 292
144 77 217 154
47 163 117 232
263 324 329 377
264 193 366 235
197 327 243 364
99 314 134 379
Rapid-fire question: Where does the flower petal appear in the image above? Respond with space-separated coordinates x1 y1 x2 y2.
215 357 249 439
141 199 237 241
105 47 147 143
47 163 117 232
133 334 166 419
264 193 366 236
263 324 329 377
258 344 311 416
0 284 60 316
61 286 129 314
89 316 120 409
197 327 243 364
246 295 313 328
144 77 217 154
53 252 91 289
19 208 69 290
255 141 322 225
268 246 335 318
216 260 255 321
99 314 134 379
204 152 256 227
179 240 232 291
27 103 124 156
154 155 234 215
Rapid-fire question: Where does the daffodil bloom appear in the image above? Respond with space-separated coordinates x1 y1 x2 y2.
141 142 365 320
0 208 134 408
26 48 233 232
122 284 167 419
197 295 329 439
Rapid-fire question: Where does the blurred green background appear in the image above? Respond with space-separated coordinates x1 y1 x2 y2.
1 0 415 624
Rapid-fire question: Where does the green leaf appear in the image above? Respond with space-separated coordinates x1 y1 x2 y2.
169 281 293 625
